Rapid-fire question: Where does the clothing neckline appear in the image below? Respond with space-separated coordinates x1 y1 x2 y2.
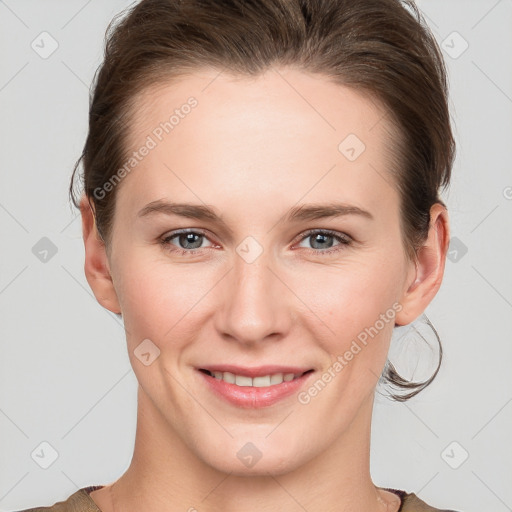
81 484 405 511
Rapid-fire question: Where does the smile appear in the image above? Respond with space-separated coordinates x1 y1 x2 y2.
199 369 313 387
197 368 315 408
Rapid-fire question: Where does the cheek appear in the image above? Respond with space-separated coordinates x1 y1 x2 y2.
113 256 215 350
298 256 402 328
302 276 399 412
111 255 164 335
295 255 403 378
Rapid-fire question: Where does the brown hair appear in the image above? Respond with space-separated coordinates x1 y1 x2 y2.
69 0 455 400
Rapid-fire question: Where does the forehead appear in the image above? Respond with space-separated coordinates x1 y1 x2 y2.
127 66 392 148
117 67 400 217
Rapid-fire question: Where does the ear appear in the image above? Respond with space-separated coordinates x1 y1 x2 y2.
395 202 450 326
80 195 122 315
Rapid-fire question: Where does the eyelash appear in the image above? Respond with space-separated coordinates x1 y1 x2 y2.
159 228 353 257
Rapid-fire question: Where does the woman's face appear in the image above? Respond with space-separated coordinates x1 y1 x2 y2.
101 67 420 474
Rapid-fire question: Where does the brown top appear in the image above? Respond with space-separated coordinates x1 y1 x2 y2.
14 485 461 512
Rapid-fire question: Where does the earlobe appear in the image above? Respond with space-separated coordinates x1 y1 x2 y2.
395 203 450 326
80 196 122 314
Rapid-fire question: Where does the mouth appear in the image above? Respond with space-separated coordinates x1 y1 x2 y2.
198 368 315 388
196 366 315 408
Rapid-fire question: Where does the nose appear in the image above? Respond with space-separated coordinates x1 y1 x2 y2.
214 248 294 347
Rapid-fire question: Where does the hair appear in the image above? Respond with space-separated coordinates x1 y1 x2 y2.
69 0 456 401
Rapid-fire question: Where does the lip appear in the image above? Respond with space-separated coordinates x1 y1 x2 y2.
197 364 313 378
196 367 315 409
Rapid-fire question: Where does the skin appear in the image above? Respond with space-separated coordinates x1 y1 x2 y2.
81 67 449 512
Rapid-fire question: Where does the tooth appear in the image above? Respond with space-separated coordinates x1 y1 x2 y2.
252 375 271 387
235 375 253 386
223 372 236 384
270 373 284 385
206 370 303 386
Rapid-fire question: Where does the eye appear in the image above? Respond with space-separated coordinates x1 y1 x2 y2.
160 228 353 257
295 229 352 255
160 229 214 256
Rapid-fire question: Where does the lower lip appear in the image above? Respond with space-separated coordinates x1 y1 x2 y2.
197 370 314 408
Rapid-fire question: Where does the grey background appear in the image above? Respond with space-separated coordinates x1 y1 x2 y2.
0 0 511 510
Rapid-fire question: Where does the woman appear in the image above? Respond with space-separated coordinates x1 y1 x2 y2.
18 0 460 510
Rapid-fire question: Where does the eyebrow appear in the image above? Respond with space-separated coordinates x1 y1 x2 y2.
137 199 374 226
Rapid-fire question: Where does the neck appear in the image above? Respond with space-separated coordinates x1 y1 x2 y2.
104 385 391 512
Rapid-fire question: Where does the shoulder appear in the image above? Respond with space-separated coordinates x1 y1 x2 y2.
11 486 102 512
385 488 463 512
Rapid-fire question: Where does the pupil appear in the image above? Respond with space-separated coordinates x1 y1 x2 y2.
312 233 332 249
181 233 202 249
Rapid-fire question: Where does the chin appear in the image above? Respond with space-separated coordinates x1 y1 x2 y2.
197 437 307 477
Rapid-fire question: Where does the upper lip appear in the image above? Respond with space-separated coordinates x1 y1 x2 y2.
198 365 314 378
